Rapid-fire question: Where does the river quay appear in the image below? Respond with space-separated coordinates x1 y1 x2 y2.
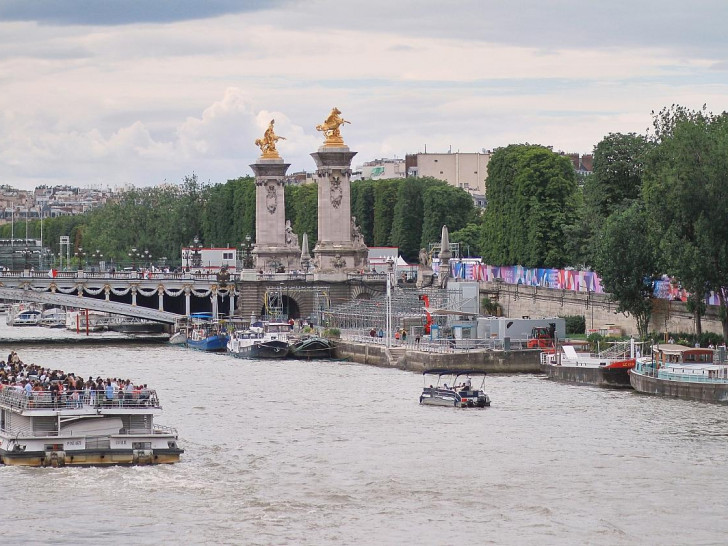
334 337 541 373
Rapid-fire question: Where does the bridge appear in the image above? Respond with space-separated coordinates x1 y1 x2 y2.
0 287 181 324
0 269 386 323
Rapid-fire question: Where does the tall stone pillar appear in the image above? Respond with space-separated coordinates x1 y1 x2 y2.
311 108 368 272
250 119 301 272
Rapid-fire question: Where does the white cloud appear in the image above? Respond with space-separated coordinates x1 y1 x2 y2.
1 2 727 189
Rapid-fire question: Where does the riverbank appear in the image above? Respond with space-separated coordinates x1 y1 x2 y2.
334 339 541 373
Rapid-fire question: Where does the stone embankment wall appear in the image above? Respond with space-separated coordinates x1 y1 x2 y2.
335 340 541 374
480 281 723 337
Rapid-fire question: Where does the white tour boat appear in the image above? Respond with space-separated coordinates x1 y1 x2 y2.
0 375 183 467
227 322 292 359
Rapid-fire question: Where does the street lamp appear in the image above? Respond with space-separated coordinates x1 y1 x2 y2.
74 247 87 270
240 234 254 269
142 249 152 269
128 247 140 270
182 249 191 272
385 256 395 348
92 249 103 269
191 235 203 269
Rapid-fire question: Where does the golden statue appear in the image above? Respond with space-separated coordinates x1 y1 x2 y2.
316 107 350 146
255 119 286 159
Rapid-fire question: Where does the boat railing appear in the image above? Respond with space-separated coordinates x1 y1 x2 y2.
657 368 728 383
343 331 528 353
0 386 161 411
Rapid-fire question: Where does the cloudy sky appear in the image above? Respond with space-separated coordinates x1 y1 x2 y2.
1 0 727 190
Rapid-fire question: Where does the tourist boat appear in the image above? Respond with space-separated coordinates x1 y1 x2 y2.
7 308 42 327
630 344 728 403
227 322 291 359
419 369 491 408
0 377 183 467
186 316 229 352
540 340 639 388
39 308 67 328
288 336 335 359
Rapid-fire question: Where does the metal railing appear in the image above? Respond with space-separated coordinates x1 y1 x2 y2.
0 386 161 411
341 330 531 353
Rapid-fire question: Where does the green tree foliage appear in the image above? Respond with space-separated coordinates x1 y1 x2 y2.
586 133 650 218
351 180 375 245
390 178 433 262
481 144 579 268
420 182 475 249
285 184 318 245
450 222 483 257
643 105 728 337
593 203 657 339
372 179 400 246
569 133 651 267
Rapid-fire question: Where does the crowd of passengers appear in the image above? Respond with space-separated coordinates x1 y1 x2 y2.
0 351 153 407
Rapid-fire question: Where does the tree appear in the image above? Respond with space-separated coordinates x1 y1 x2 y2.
450 222 483 257
351 180 375 245
390 178 424 262
587 133 650 218
372 179 400 246
285 184 318 245
481 144 579 267
420 183 475 249
643 105 728 337
593 203 658 339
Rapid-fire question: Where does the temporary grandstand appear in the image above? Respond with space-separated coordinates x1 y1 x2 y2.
322 283 479 334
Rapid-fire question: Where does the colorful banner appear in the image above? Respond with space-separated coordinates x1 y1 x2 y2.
438 261 719 304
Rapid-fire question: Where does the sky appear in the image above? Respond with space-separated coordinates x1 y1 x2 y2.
1 0 727 190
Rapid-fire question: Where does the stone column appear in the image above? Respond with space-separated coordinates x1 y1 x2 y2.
250 159 301 272
311 146 368 272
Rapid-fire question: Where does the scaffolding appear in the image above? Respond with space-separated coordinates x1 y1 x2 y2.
322 284 474 333
262 285 330 323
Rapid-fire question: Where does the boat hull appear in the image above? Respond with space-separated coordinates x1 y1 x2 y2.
230 340 290 359
0 448 182 467
187 334 229 352
110 322 166 334
289 337 335 360
630 370 728 403
541 363 632 388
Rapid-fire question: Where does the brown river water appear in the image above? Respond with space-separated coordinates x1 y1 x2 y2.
0 324 727 545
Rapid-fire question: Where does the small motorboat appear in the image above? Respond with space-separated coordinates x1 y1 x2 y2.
419 369 491 408
227 322 291 359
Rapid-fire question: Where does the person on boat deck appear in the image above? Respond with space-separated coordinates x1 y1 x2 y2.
465 376 472 389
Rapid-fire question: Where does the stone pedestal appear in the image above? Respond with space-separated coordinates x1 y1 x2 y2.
250 158 301 272
311 146 368 272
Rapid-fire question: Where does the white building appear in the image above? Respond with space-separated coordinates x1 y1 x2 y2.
405 151 491 194
352 158 406 181
181 246 237 273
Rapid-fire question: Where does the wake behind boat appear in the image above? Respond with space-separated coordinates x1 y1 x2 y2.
419 369 491 408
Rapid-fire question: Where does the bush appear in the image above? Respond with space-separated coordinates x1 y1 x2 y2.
482 297 502 316
323 328 341 339
561 315 586 335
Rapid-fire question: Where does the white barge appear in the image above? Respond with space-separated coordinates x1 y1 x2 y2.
0 381 183 467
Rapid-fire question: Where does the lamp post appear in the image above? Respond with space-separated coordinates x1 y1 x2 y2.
74 247 87 270
385 256 394 348
92 249 103 270
142 249 152 269
128 247 140 270
191 235 202 269
182 249 191 272
240 234 254 269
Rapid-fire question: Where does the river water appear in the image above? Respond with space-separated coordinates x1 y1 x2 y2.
1 324 727 545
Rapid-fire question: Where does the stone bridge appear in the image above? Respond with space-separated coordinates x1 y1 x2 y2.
0 270 385 322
